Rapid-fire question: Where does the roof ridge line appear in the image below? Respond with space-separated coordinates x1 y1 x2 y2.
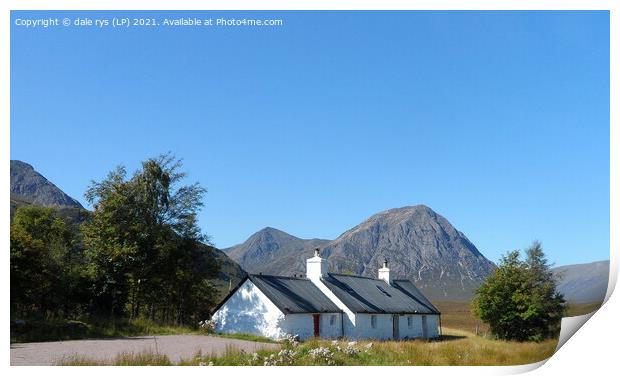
249 273 309 280
328 272 384 281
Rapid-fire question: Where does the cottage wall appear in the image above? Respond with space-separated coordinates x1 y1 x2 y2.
308 278 357 336
340 313 440 340
398 314 422 338
212 279 286 339
280 313 343 340
398 314 440 339
347 314 394 340
426 314 440 338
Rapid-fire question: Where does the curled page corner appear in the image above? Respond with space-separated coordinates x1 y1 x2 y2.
556 311 597 351
507 358 550 374
552 257 618 353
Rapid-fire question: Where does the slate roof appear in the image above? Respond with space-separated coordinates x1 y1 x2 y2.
392 279 440 314
248 274 342 314
320 273 440 314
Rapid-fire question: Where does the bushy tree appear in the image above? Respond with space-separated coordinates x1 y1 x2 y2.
472 241 565 341
10 206 85 318
81 154 219 323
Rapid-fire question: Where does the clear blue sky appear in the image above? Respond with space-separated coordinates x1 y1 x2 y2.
10 11 609 266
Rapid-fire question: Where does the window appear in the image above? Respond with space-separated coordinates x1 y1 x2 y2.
407 316 413 328
370 315 377 328
329 314 336 326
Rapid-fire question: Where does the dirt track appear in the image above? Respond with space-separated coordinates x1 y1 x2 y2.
10 335 279 365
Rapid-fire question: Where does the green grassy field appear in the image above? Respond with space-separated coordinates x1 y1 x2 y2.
59 327 558 366
565 301 603 316
434 300 603 337
434 301 490 335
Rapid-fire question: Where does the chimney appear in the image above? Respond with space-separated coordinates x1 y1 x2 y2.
378 258 391 284
306 248 328 283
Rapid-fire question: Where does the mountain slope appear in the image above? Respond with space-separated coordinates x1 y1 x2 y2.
11 160 84 208
224 227 330 274
227 205 496 301
323 205 495 300
553 260 609 303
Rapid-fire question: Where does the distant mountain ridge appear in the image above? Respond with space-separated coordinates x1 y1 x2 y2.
10 160 83 208
225 205 497 301
224 227 330 272
552 260 609 303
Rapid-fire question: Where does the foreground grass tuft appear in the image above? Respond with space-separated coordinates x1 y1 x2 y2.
211 332 277 343
57 351 172 366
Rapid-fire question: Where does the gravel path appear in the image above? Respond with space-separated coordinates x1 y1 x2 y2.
10 335 279 365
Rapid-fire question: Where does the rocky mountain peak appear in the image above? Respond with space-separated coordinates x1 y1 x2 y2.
225 205 496 300
10 160 84 208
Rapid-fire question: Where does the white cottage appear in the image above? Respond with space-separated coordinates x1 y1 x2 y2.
211 249 441 340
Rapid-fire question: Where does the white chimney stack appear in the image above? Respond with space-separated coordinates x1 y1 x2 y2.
378 259 391 284
306 248 328 283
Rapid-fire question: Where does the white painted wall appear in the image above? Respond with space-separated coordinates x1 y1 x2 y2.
212 279 286 339
340 313 441 340
426 314 440 338
280 313 343 340
306 273 357 337
212 279 345 340
346 314 394 340
398 314 422 338
396 314 440 339
320 313 344 338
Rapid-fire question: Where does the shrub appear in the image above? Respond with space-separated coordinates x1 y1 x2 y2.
472 241 566 341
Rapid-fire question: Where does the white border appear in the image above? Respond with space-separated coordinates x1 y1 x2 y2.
2 1 616 375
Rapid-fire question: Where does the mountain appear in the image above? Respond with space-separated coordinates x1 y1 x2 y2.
11 160 84 208
226 205 496 301
205 245 247 300
9 159 245 300
553 260 609 303
224 227 330 273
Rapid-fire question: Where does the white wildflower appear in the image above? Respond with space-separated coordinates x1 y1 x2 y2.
308 347 335 365
279 333 300 347
343 344 359 356
276 349 297 364
198 319 217 334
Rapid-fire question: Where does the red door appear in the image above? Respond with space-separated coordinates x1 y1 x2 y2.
313 314 320 337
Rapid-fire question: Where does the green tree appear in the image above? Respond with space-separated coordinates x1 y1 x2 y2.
472 241 565 341
81 154 219 323
10 206 82 318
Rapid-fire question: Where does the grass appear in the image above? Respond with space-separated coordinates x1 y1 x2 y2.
10 317 198 343
58 327 558 366
565 301 603 316
433 300 605 337
434 301 490 335
57 352 173 366
212 332 277 343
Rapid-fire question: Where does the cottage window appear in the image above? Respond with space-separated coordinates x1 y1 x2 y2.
370 315 377 328
407 316 413 327
330 315 336 326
